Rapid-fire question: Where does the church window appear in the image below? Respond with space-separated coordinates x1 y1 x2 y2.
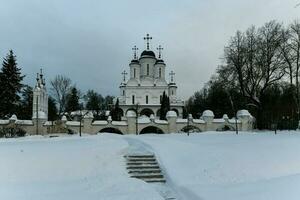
123 90 125 96
160 95 162 103
134 68 136 78
159 68 161 78
146 95 149 104
147 64 149 75
132 95 135 104
172 90 174 95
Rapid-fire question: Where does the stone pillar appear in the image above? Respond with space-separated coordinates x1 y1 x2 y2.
237 110 253 131
202 110 214 131
83 112 94 134
167 111 177 133
126 110 137 134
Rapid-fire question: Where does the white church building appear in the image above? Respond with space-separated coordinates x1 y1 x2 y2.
116 34 184 118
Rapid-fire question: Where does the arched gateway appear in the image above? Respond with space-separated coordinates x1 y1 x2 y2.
140 126 164 134
99 127 123 135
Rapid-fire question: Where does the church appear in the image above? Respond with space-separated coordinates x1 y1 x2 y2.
116 34 184 118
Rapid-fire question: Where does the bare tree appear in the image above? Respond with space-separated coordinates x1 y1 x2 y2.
50 75 72 115
224 21 286 112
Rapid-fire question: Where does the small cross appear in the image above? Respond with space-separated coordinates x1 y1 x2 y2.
169 71 175 83
157 45 163 59
121 70 128 82
132 45 138 59
143 33 152 50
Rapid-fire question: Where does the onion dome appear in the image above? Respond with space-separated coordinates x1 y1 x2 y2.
130 59 139 64
141 50 156 57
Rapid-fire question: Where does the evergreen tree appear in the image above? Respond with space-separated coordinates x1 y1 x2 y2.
159 91 170 120
111 98 121 121
65 87 80 113
48 96 58 121
85 90 103 118
0 50 24 117
17 85 33 119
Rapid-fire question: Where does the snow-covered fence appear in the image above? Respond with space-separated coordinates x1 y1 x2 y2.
0 110 254 135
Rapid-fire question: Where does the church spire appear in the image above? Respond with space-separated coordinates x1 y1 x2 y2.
132 45 138 60
157 45 163 59
143 33 152 50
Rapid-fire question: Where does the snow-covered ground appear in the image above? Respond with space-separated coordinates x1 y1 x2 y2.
1 131 300 200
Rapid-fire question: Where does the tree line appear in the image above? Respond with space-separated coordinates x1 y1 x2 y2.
186 20 300 129
0 51 114 121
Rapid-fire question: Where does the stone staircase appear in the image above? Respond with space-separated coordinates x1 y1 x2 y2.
125 154 166 183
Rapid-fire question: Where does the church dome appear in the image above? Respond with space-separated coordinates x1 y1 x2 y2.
155 59 165 64
141 50 156 57
130 59 139 64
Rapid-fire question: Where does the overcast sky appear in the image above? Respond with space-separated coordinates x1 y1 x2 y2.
0 0 299 99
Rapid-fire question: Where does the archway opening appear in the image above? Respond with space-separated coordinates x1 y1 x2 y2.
99 127 123 135
140 108 154 117
216 125 235 131
126 108 137 115
140 126 164 134
156 109 161 117
181 125 201 133
171 108 179 116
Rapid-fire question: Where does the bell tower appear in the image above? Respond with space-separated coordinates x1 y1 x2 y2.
32 69 48 120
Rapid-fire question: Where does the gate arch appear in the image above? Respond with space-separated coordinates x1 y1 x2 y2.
140 108 154 117
140 126 164 134
216 125 235 131
181 125 201 133
99 127 123 135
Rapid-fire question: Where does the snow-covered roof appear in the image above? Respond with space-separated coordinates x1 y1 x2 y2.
176 119 188 123
202 110 214 117
138 116 151 124
213 119 225 123
112 121 127 126
92 121 108 125
154 119 168 124
193 119 205 124
228 118 241 124
126 110 136 117
166 110 177 118
0 120 9 125
223 114 229 119
237 109 251 117
15 120 33 125
9 114 18 121
66 121 81 126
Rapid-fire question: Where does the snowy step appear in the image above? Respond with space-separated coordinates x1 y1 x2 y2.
126 165 160 170
143 178 166 183
128 169 161 173
131 174 164 179
125 153 166 185
127 158 156 162
125 155 154 158
127 161 158 165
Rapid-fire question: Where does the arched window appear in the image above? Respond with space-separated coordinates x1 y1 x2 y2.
172 90 174 95
147 64 149 76
132 95 135 104
134 68 136 78
159 68 161 78
146 95 149 104
123 90 125 96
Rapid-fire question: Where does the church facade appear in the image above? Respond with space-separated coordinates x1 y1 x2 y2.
116 34 184 118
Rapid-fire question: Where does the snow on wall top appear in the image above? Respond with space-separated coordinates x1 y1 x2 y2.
202 110 214 117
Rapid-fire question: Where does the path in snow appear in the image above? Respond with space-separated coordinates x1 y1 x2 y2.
124 137 180 200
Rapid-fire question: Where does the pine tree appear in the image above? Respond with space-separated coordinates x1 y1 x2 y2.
17 85 33 119
48 96 58 121
111 98 121 121
85 90 102 118
65 87 80 113
0 50 24 117
159 91 170 120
